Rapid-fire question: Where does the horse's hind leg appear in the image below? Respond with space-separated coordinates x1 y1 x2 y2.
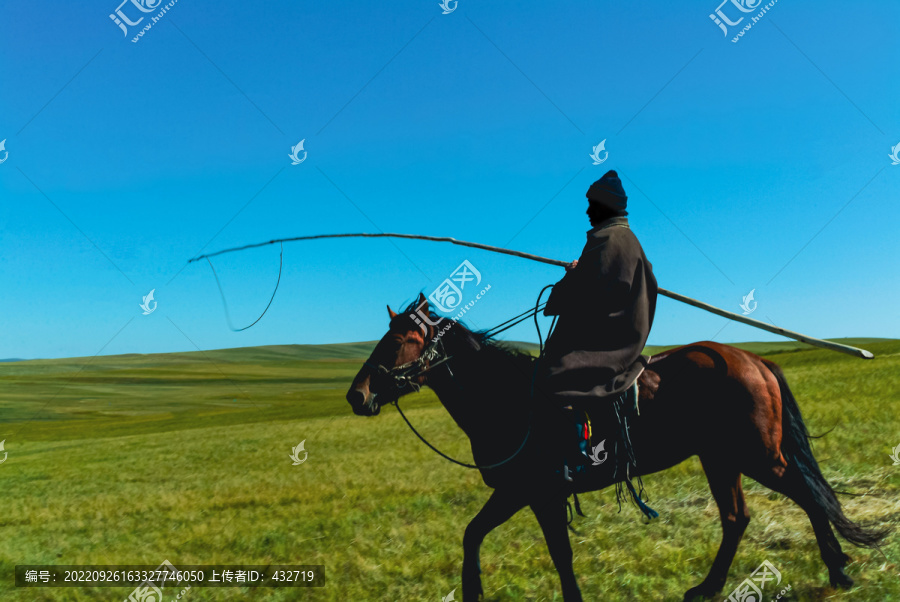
462 488 526 602
744 463 853 589
530 495 583 602
683 459 750 601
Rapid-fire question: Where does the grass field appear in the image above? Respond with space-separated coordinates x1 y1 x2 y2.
1 338 898 601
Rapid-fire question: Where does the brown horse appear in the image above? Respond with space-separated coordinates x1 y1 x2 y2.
345 294 886 601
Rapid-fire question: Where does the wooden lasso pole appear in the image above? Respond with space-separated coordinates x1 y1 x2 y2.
189 233 874 359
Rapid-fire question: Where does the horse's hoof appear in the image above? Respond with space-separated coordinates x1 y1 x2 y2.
682 583 719 601
830 571 854 590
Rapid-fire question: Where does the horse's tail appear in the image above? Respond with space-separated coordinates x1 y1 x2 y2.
766 360 889 549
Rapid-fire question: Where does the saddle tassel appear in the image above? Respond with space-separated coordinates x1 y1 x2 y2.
625 478 659 521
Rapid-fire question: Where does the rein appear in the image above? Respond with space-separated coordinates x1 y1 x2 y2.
368 313 538 471
392 400 531 470
482 301 547 338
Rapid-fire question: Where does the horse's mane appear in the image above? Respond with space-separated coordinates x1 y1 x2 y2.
400 298 537 376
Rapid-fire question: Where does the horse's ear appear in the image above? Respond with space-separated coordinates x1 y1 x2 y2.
387 305 397 319
417 292 428 309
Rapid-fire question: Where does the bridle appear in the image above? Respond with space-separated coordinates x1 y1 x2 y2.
362 318 532 471
363 324 453 397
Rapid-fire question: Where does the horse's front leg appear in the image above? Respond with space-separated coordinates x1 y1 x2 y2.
531 494 583 602
462 488 525 601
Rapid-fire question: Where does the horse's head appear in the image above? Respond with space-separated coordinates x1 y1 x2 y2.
346 293 441 416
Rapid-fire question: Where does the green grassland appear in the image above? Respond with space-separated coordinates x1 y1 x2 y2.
1 338 898 601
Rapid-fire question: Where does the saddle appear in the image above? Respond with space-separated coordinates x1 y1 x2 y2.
559 379 638 477
555 378 658 521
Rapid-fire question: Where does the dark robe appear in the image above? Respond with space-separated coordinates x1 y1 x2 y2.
541 216 657 403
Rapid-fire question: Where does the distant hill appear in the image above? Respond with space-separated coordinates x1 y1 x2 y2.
506 338 888 358
0 337 889 366
1 337 897 444
642 337 888 358
0 342 382 367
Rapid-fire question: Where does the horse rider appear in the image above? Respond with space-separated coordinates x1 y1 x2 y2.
539 170 658 479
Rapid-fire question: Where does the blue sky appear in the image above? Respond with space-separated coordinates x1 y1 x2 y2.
1 0 898 360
